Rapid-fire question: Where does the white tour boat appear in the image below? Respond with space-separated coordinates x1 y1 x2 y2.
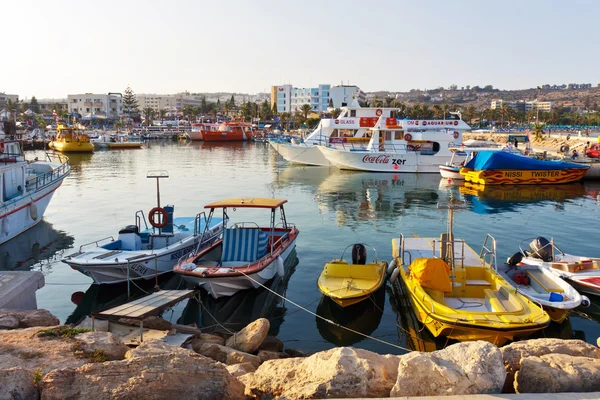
269 103 397 166
62 172 224 284
514 237 600 298
318 115 471 172
174 198 299 298
0 122 71 245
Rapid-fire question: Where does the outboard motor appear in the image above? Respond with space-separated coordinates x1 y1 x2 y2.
118 225 141 251
529 237 553 262
351 244 367 265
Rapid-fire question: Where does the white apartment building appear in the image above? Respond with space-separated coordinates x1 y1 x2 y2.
37 99 68 113
137 94 178 111
67 93 123 118
490 99 553 113
329 85 365 108
271 83 365 113
0 93 19 106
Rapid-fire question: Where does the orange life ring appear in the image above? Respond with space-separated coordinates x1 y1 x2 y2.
404 133 413 141
453 131 459 139
149 207 169 228
375 109 383 116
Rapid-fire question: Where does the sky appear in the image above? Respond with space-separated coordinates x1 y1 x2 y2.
3 0 599 99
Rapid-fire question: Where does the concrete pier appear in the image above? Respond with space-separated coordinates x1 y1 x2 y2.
0 271 45 309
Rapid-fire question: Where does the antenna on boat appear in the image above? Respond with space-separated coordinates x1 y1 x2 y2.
147 170 169 207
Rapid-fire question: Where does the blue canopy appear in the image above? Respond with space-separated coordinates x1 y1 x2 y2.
464 151 588 171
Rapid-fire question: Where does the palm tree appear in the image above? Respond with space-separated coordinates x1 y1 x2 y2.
384 96 394 107
300 104 312 119
464 105 475 125
142 107 155 125
499 104 511 127
158 109 168 122
5 99 17 122
441 103 450 119
432 104 442 119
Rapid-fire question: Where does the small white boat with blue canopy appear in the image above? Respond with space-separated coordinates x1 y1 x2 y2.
62 171 224 284
175 198 299 298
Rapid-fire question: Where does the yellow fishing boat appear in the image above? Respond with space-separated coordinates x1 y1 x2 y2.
318 244 387 307
390 202 550 346
48 125 94 153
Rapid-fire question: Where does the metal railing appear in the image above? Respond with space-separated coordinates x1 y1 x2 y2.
135 210 149 231
479 234 497 269
79 236 115 252
26 153 70 192
194 212 207 236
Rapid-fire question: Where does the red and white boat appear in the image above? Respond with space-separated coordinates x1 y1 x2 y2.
174 198 299 298
202 121 256 142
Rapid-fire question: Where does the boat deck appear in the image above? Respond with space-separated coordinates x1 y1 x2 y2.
393 237 485 267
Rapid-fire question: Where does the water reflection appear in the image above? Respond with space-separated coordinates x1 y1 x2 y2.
179 250 299 336
272 166 333 191
315 171 442 227
460 183 587 214
0 220 74 271
315 285 385 346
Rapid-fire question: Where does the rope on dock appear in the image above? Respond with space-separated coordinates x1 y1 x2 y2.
237 270 411 352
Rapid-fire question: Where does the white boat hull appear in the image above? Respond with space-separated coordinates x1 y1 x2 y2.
0 168 67 246
270 141 331 166
319 146 456 173
439 165 464 180
182 238 297 298
65 232 221 284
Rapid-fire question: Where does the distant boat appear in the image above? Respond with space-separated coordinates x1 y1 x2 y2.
48 125 94 153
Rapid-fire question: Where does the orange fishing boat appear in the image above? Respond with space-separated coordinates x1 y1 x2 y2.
202 121 256 142
189 123 216 141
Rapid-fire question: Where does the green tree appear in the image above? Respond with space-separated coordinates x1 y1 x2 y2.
271 102 278 115
201 96 208 114
229 95 235 108
123 86 139 118
261 100 272 120
158 108 168 122
30 96 40 113
330 108 342 118
464 105 475 125
142 107 155 125
499 104 511 127
300 104 312 119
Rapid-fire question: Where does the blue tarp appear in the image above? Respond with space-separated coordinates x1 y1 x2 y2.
464 151 587 171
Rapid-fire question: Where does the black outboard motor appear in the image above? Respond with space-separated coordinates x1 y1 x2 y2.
529 237 553 262
352 244 367 265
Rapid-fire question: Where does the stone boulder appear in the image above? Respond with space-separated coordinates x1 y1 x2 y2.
0 316 19 330
258 336 284 353
198 343 261 368
125 339 195 359
257 350 289 363
0 326 90 373
41 352 245 400
515 353 600 393
390 341 505 397
74 332 129 361
501 338 600 392
0 309 59 328
0 368 38 400
240 346 399 399
226 318 269 354
226 362 256 378
191 333 226 352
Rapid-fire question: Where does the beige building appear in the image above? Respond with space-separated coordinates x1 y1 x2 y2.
67 93 123 118
490 99 553 112
138 92 206 111
0 93 19 106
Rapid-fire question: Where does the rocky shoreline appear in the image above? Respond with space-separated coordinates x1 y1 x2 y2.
1 308 599 399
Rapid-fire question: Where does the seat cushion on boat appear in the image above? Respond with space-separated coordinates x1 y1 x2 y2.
526 269 564 293
410 258 452 293
222 228 268 262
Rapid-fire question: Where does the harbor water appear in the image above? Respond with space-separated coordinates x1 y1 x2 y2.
2 140 600 354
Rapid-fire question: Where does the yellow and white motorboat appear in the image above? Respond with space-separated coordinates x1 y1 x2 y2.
390 202 550 346
318 244 387 307
48 125 94 153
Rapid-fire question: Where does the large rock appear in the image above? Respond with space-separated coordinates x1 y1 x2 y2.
0 326 90 373
390 341 505 397
0 368 38 400
501 338 600 392
74 332 129 361
0 309 59 328
258 336 284 353
0 316 19 330
515 353 600 393
197 343 261 368
41 352 245 400
191 333 226 352
226 318 269 353
257 350 288 363
226 362 256 378
126 339 194 359
240 346 399 399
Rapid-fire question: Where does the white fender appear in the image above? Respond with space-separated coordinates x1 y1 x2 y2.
276 256 285 278
390 267 400 284
29 201 38 220
387 259 397 276
1 218 8 235
581 295 591 308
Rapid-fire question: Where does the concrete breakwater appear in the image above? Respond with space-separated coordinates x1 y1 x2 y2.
1 308 599 399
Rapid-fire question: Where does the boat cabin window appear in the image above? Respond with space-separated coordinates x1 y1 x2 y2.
394 131 404 141
384 131 393 141
350 110 356 117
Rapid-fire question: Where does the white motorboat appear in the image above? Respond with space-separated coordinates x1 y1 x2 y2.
497 254 584 323
514 237 600 298
0 122 70 245
92 134 143 149
175 198 299 298
318 115 471 172
439 144 524 180
269 102 394 166
62 172 224 284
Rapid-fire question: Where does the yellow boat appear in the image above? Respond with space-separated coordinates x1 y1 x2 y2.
48 125 94 153
318 244 387 307
390 203 550 346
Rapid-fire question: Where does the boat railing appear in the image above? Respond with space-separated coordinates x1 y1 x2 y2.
135 210 149 231
194 212 208 236
79 236 115 252
518 237 565 260
26 153 71 192
398 234 413 266
479 234 497 269
432 238 466 271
